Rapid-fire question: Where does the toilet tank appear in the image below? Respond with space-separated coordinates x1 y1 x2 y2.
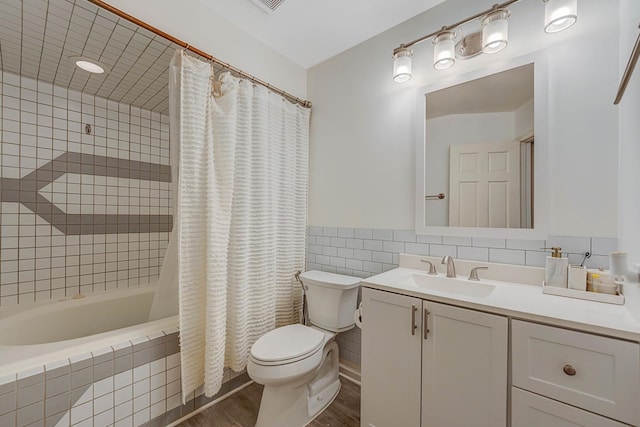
300 270 361 332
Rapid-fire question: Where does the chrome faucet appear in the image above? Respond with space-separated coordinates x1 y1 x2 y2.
420 259 438 275
468 266 488 281
441 255 456 278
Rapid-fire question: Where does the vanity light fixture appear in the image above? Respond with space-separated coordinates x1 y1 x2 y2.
482 8 511 53
433 30 456 69
543 0 578 33
393 47 414 82
392 0 578 82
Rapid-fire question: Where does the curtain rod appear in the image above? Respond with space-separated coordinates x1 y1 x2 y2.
614 23 640 105
86 0 312 108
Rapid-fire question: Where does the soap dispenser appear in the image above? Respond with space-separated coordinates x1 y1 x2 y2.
544 247 569 288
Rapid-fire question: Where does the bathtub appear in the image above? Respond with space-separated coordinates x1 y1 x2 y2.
0 285 178 376
0 286 187 427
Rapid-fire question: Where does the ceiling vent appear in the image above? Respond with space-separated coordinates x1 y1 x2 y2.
250 0 285 13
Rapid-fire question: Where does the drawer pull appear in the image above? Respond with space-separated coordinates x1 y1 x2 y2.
563 364 577 376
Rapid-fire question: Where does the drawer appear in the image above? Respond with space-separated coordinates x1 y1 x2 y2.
512 387 631 427
512 320 640 425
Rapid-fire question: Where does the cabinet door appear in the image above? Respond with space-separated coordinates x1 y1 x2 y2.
422 301 508 427
512 387 630 427
361 288 423 427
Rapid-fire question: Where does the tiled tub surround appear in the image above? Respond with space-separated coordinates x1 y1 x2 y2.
0 329 249 427
0 71 172 307
306 226 618 366
0 287 248 427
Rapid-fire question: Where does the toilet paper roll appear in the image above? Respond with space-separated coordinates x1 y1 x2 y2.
353 302 363 329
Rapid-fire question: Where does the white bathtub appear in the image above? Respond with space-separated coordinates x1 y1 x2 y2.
0 286 178 377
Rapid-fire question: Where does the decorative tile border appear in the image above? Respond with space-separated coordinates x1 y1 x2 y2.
0 152 172 235
307 226 618 366
0 71 171 306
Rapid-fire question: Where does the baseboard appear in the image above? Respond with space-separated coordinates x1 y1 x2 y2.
339 359 361 385
165 377 254 427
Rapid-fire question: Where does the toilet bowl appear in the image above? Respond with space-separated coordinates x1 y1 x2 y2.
247 271 361 427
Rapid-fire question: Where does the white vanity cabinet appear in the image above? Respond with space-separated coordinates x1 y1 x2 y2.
360 288 422 427
361 287 508 427
422 300 508 427
511 320 640 426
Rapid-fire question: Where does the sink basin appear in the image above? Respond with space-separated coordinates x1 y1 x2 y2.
404 273 495 298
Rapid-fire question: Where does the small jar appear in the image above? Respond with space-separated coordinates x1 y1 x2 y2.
589 273 600 293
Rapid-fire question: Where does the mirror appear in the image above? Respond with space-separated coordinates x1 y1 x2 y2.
416 55 549 239
425 64 533 228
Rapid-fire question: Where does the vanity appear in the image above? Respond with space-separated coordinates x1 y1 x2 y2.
360 254 640 427
358 8 639 425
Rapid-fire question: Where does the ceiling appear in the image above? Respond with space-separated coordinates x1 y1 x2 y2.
426 64 534 119
0 0 186 114
198 0 448 69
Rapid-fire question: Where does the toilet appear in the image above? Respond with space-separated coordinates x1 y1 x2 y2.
247 270 361 427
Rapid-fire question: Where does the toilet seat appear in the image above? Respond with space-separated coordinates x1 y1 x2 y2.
250 324 325 366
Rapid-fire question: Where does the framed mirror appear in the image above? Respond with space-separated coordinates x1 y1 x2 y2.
415 53 549 239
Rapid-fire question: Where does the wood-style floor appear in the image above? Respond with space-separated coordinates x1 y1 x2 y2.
178 378 360 427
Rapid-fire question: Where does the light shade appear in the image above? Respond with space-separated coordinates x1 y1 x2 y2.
393 48 413 82
70 56 106 74
433 31 456 70
482 9 510 54
544 0 577 33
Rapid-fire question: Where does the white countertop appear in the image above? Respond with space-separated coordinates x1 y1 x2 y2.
361 266 640 342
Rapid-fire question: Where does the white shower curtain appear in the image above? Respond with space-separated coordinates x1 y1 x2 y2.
172 50 310 400
148 52 182 322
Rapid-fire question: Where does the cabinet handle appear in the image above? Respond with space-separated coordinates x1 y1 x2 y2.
423 309 430 340
411 305 418 335
563 364 577 376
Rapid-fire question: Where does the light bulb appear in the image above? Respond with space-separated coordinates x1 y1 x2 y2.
482 9 510 54
433 31 456 70
544 0 577 33
393 48 413 83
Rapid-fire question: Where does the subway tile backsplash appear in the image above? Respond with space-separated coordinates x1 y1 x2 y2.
307 226 618 366
0 71 171 306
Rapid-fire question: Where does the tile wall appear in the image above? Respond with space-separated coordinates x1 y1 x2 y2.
307 226 618 366
0 71 172 306
0 329 249 427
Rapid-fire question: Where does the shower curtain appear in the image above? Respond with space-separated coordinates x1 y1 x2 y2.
170 50 310 400
148 52 183 322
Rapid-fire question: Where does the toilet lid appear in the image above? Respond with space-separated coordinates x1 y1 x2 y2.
250 324 325 363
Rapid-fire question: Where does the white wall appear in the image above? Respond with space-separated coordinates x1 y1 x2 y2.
104 0 307 99
515 98 534 139
308 0 620 238
618 0 640 269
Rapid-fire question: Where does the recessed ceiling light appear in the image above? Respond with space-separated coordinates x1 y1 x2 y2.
70 56 107 74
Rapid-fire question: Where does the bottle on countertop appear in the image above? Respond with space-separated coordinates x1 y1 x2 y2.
544 247 569 288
